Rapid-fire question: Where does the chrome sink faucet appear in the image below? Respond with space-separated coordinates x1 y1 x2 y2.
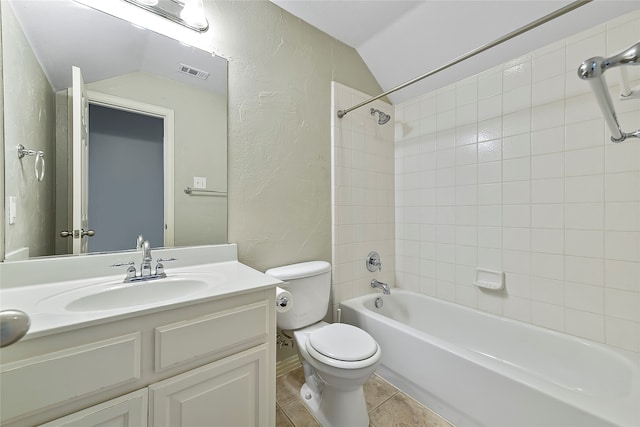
371 279 391 295
140 239 153 277
111 235 175 283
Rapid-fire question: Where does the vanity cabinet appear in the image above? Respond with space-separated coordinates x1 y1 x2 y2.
41 345 269 427
40 389 148 427
0 289 276 427
149 345 269 426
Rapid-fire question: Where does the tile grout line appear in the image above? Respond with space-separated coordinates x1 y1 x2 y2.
280 397 322 427
367 389 400 414
276 404 295 427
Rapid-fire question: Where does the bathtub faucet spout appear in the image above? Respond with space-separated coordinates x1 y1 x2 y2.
371 279 391 295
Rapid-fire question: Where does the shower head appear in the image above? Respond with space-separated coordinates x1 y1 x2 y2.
370 108 391 125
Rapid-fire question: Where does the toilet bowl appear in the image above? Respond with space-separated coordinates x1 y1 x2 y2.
265 261 381 427
293 322 381 427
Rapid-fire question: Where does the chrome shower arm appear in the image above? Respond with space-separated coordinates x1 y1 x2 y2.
578 42 640 79
578 42 640 143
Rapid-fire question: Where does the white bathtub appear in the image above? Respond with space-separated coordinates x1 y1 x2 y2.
339 290 640 427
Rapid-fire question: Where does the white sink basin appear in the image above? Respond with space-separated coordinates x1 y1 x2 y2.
37 275 219 314
66 279 209 312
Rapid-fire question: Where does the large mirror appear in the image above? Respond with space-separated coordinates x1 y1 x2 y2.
2 0 228 261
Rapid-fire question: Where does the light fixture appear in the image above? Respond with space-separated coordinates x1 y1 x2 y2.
180 0 207 29
123 0 209 32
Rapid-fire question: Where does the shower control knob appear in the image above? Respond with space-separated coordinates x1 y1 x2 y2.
366 251 382 272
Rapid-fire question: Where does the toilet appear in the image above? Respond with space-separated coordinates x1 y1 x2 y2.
266 261 381 427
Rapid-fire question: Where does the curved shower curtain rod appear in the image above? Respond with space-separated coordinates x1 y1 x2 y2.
336 0 593 119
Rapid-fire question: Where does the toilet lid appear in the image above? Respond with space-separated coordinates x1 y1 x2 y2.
308 323 378 362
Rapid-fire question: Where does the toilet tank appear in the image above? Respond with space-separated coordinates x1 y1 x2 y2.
265 261 331 330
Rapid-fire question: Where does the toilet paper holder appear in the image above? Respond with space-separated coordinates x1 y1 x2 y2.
276 295 289 308
275 286 292 313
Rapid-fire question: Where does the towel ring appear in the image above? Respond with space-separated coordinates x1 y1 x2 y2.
17 144 46 182
35 151 45 182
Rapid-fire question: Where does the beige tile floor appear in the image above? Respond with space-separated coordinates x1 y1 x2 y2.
276 367 454 427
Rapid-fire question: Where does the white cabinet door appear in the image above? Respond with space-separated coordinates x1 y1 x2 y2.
149 345 270 427
39 389 147 427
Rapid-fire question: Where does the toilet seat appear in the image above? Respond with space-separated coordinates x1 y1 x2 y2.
306 323 379 369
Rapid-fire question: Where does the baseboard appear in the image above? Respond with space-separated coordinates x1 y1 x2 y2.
276 355 301 377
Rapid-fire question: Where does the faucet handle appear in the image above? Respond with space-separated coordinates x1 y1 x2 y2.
155 258 176 277
125 265 137 280
110 261 137 281
110 261 135 268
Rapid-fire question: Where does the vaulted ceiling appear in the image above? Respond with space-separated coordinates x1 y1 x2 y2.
270 0 640 104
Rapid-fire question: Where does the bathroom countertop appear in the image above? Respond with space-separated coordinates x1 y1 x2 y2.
0 260 281 340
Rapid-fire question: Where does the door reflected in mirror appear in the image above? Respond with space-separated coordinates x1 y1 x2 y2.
2 0 228 261
87 103 165 254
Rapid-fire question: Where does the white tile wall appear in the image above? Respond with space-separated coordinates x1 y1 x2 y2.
395 11 640 355
331 82 395 317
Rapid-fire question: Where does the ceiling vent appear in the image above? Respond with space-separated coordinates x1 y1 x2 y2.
178 63 210 80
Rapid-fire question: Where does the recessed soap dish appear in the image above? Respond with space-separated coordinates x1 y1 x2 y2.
474 268 504 290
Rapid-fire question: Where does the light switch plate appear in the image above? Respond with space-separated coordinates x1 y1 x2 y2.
193 176 207 189
9 196 17 225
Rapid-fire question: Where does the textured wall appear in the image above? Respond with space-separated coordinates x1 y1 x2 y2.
206 0 384 271
2 3 55 259
395 11 640 356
